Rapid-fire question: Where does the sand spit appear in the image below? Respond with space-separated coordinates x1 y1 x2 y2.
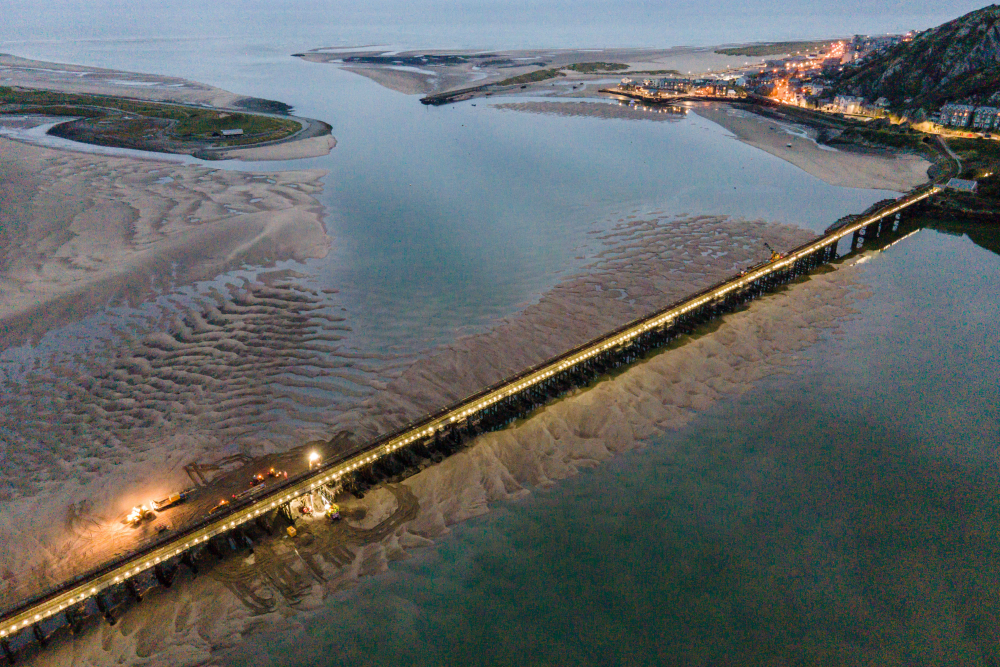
299 46 771 97
2 53 256 111
693 104 932 192
494 101 688 122
343 66 437 95
329 214 816 444
0 136 331 348
212 135 338 161
22 243 876 667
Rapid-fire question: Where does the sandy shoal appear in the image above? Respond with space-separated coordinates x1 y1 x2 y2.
24 247 878 667
0 55 337 162
0 53 246 109
342 66 438 95
213 135 338 161
693 104 932 192
302 45 773 97
0 135 331 348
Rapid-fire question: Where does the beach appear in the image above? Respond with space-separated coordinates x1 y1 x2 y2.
1 54 337 161
692 104 933 192
0 131 331 348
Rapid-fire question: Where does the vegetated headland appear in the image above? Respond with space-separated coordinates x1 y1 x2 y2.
0 86 330 159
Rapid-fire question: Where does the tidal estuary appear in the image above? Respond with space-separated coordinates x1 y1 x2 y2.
1 1 996 665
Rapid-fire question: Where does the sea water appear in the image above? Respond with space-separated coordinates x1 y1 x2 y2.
224 227 1000 666
2 2 997 664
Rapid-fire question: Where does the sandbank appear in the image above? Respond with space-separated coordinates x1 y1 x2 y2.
693 104 932 192
0 134 331 348
1 54 336 161
298 46 775 98
20 234 880 667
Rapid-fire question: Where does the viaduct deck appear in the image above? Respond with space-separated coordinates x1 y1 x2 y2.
0 183 940 661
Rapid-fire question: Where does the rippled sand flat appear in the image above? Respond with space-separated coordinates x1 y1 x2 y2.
0 136 331 348
11 212 874 666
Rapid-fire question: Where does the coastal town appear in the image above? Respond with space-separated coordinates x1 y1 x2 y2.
615 33 1000 136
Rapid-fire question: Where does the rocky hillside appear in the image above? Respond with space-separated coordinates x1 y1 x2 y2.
833 5 1000 111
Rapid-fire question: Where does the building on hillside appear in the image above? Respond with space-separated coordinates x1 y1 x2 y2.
972 106 1000 130
939 104 975 127
946 178 978 194
833 95 866 114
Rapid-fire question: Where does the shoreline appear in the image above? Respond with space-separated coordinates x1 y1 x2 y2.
1 53 336 161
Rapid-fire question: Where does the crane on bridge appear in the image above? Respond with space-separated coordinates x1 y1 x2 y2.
763 242 785 262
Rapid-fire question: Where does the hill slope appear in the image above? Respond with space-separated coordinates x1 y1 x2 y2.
833 5 1000 110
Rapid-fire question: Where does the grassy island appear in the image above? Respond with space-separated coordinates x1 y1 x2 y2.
0 87 302 155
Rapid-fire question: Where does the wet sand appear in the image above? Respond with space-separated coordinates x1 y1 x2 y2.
20 228 877 667
494 101 688 122
0 134 331 348
692 104 932 192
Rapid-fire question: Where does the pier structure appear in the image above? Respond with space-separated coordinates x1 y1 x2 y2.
0 184 939 663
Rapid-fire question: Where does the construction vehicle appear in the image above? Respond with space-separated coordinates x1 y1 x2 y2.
741 242 786 276
152 489 193 511
126 505 155 526
208 498 230 514
763 242 785 261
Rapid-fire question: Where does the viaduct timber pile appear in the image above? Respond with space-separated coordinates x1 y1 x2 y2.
0 183 940 664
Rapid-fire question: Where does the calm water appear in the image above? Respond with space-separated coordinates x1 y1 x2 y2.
3 3 998 664
225 226 1000 666
0 0 980 355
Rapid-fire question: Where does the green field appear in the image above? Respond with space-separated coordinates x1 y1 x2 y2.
0 87 300 146
715 41 836 57
498 69 567 86
564 62 629 73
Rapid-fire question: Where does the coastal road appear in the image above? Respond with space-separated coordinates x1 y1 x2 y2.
0 182 941 644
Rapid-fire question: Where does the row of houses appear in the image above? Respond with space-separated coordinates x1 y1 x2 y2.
823 95 891 116
618 77 739 98
935 104 1000 130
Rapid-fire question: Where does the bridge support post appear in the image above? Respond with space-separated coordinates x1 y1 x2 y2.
65 608 83 635
1 637 14 665
153 564 174 589
95 593 116 626
126 579 143 602
31 625 45 648
181 552 199 575
206 538 224 560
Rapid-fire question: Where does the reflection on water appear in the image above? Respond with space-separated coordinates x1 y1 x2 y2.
223 226 1000 666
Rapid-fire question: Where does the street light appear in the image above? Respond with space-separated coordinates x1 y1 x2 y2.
308 451 320 469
